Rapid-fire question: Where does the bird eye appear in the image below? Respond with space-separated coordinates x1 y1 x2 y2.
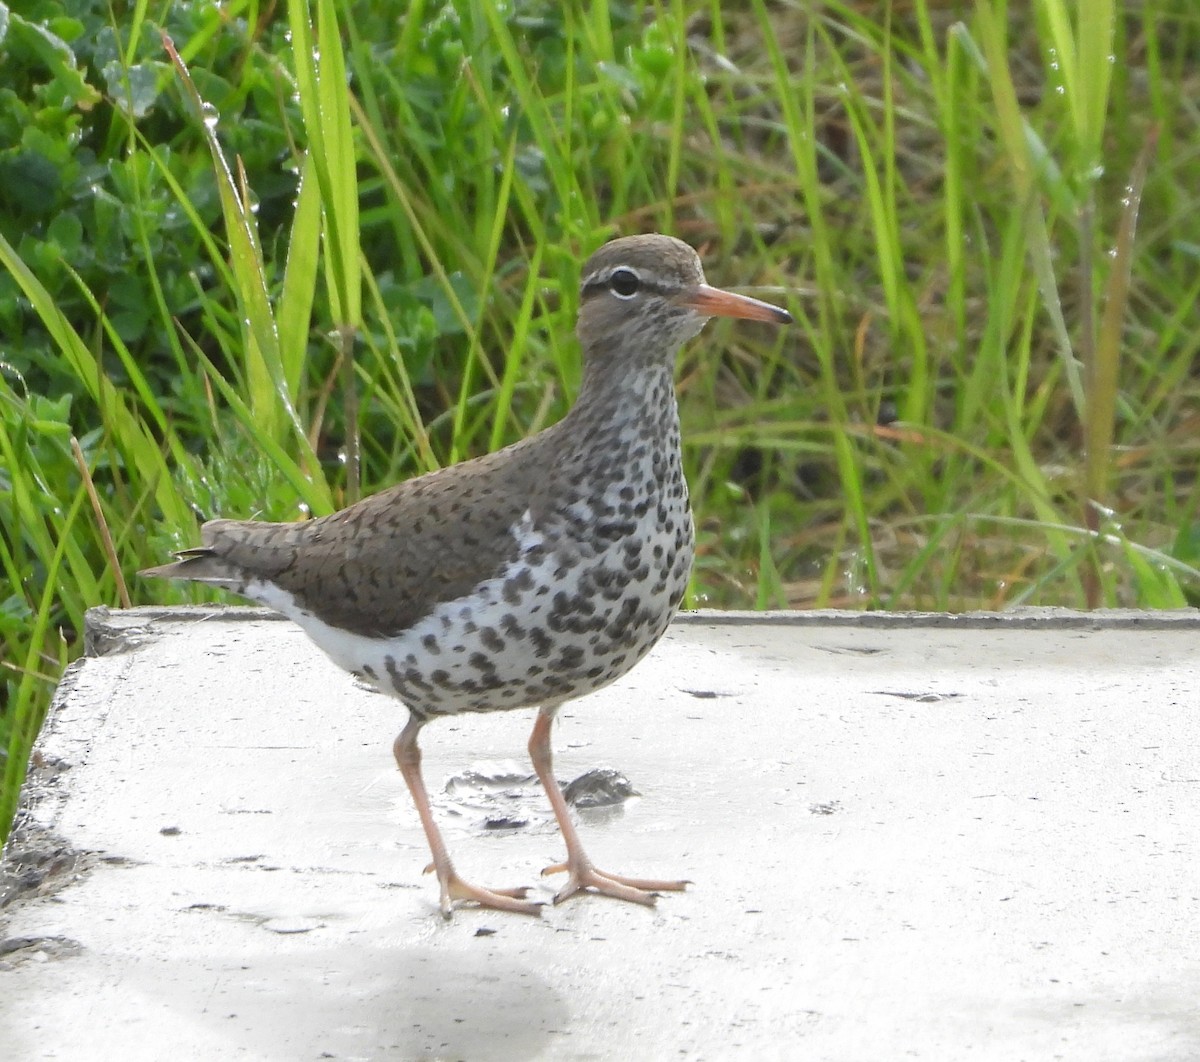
609 268 640 298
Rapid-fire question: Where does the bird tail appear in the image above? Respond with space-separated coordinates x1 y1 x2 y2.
138 548 244 587
139 517 295 592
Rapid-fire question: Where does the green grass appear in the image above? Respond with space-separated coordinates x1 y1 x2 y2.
2 0 1199 843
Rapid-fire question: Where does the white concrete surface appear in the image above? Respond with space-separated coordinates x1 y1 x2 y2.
1 606 1198 1061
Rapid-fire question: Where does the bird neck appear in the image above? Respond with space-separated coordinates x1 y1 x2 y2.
517 347 689 520
568 350 681 443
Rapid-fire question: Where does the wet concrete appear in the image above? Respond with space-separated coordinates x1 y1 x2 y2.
2 606 1198 1060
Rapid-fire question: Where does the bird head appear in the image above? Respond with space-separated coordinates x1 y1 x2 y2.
575 234 792 363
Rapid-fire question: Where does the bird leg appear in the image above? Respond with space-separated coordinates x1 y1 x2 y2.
394 716 542 918
528 707 689 906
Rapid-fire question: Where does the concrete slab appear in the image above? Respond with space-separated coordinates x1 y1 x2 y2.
2 606 1198 1061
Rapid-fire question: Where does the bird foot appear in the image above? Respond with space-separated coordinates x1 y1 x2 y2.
541 860 690 907
425 863 544 918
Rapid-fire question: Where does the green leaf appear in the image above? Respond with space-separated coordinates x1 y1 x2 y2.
103 60 164 119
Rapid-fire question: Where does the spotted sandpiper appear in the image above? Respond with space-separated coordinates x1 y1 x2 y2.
142 234 792 916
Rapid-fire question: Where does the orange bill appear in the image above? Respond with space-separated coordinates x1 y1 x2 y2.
681 284 792 324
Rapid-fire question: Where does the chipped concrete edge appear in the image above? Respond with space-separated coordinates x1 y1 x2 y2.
84 603 1200 656
0 687 94 912
0 646 136 916
84 603 283 656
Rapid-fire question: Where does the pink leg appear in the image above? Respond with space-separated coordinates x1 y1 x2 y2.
528 708 689 907
394 716 542 918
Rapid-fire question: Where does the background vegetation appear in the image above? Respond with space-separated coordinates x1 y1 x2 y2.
1 0 1197 842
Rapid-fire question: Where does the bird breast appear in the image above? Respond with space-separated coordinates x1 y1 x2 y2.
272 424 695 720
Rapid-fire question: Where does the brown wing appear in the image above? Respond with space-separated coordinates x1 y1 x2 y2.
193 439 548 638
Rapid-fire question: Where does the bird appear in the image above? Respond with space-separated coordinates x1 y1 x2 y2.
141 233 792 917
